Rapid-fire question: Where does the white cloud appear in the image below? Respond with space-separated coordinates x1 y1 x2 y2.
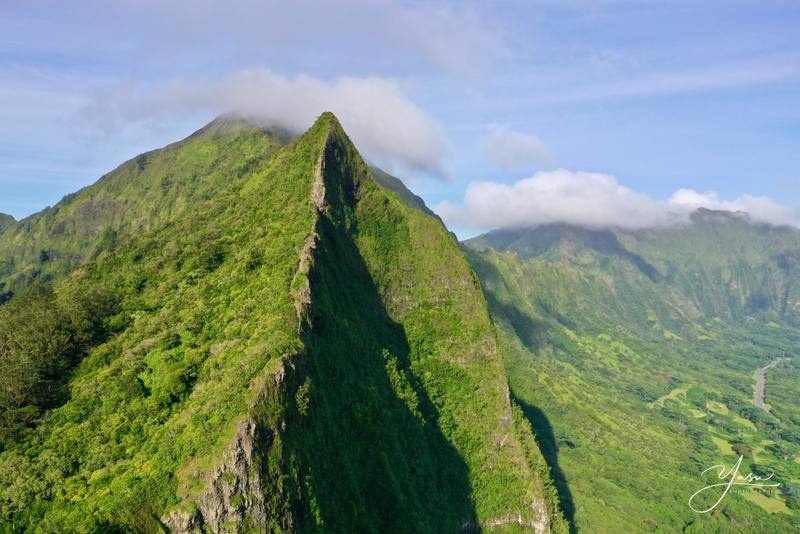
480 126 552 172
436 170 668 230
81 70 448 178
436 170 800 231
667 189 800 227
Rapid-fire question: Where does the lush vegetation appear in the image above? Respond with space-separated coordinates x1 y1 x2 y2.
0 116 288 298
466 222 800 533
0 114 318 532
0 283 117 449
0 214 14 234
0 114 566 532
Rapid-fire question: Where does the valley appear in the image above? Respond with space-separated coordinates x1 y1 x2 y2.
466 223 800 532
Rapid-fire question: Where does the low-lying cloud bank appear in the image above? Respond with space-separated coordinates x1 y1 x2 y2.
82 69 448 178
435 169 800 230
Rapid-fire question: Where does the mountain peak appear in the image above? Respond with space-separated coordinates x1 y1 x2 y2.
194 111 343 143
690 207 751 225
303 111 368 223
0 111 567 532
315 110 343 128
193 112 294 142
307 112 350 151
191 112 260 137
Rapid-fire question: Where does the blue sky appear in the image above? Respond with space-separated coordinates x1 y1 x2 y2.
2 1 800 237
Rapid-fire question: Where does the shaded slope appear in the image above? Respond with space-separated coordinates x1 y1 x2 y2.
0 114 566 533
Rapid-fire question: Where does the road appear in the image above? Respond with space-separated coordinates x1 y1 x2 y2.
753 359 784 412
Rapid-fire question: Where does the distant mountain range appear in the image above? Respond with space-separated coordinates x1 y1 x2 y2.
465 214 800 532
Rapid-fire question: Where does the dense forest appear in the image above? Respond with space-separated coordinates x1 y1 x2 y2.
0 114 566 533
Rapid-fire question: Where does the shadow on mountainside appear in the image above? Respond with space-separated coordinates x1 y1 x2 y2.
485 293 546 354
464 249 552 352
546 226 661 283
515 398 577 534
279 213 478 532
469 226 662 283
465 245 576 531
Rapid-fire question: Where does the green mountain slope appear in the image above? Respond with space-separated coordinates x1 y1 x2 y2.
468 212 800 327
0 214 14 234
0 116 290 295
466 221 800 533
0 114 566 533
369 167 441 221
0 118 436 302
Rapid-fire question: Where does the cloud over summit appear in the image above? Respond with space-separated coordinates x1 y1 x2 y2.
436 170 800 232
82 70 449 179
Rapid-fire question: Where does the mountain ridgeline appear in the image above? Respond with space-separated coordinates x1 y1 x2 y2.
467 213 800 327
0 117 291 297
466 220 800 532
0 114 567 533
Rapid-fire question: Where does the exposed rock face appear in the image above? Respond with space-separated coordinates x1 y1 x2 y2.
163 419 269 533
163 350 307 533
485 504 550 533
